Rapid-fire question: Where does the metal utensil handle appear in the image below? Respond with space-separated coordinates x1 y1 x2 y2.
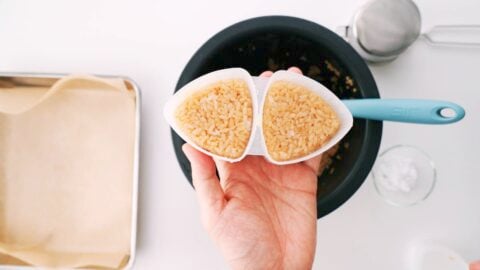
342 99 465 124
421 25 480 47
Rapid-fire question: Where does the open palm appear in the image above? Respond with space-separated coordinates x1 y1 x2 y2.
183 143 320 270
182 68 320 270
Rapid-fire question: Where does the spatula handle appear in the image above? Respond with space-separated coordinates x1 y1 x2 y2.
342 99 465 124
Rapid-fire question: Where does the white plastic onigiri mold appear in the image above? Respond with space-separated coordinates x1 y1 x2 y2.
164 68 353 165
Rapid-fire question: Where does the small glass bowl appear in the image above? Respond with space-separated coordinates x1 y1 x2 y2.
372 145 436 206
410 244 468 270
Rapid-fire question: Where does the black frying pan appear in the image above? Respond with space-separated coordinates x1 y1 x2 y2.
171 16 382 218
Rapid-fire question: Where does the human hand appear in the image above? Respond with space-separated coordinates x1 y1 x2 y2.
471 261 480 270
183 67 320 270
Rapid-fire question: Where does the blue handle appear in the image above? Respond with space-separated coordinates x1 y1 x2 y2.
342 99 465 124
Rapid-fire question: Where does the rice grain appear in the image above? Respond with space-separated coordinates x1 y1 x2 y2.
263 81 340 161
175 79 253 159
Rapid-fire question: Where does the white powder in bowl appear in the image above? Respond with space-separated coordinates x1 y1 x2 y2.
375 156 418 192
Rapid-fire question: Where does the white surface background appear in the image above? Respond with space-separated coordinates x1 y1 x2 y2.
0 0 479 269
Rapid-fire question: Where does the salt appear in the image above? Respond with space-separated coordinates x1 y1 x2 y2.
376 156 418 192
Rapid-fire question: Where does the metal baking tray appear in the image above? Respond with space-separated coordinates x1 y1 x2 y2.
0 72 140 270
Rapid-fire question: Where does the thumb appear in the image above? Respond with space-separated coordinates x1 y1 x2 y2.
182 144 225 230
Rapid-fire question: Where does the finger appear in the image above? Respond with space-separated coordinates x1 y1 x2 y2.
212 157 231 188
259 71 273 77
303 154 322 174
470 261 480 270
183 144 225 228
287 66 303 74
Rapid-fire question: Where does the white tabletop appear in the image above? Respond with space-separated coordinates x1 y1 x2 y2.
1 0 479 269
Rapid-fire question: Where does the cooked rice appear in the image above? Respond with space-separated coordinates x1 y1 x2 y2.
263 81 340 161
175 79 253 159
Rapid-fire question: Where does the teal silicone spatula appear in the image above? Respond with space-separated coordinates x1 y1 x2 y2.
342 99 465 124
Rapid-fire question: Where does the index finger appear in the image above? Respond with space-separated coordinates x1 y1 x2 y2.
259 71 273 77
303 155 322 174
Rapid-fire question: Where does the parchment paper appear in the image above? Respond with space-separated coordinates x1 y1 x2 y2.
0 75 136 269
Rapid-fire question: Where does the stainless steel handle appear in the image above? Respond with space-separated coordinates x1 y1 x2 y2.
421 25 480 47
